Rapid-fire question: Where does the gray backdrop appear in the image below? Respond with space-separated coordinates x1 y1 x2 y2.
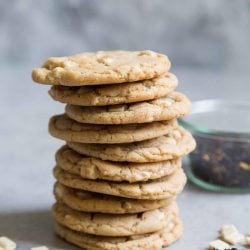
1 0 250 71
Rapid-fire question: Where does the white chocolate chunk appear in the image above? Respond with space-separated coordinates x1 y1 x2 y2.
0 237 16 250
220 224 244 245
31 247 49 250
108 105 126 112
245 235 250 245
209 239 230 250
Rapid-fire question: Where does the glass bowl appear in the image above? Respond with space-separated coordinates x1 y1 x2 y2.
179 100 250 193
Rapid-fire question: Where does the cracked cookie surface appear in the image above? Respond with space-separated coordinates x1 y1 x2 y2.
55 146 181 182
32 50 170 86
54 182 173 214
67 126 196 163
49 114 176 144
66 92 190 124
52 201 177 236
53 166 187 200
55 212 182 250
49 72 178 105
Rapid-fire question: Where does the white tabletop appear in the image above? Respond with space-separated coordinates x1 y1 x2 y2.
1 65 249 249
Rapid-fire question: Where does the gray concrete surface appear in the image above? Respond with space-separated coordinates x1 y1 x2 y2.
0 65 249 249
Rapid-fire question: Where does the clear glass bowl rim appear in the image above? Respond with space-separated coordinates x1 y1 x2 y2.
179 99 250 139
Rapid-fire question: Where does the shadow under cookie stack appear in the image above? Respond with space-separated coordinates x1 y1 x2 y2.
32 50 195 250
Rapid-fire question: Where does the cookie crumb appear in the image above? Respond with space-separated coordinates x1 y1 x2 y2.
220 225 244 245
0 237 16 250
209 239 230 250
239 161 250 171
202 153 210 161
31 246 49 250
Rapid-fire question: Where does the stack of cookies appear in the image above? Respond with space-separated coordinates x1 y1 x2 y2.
32 50 196 250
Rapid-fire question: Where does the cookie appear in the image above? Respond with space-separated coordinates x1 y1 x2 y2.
52 201 177 236
54 182 173 214
56 146 181 183
48 72 178 106
49 114 176 144
54 214 182 250
67 126 196 163
53 166 187 200
32 50 170 86
66 92 191 124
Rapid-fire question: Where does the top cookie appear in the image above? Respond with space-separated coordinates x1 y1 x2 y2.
32 50 171 86
48 72 178 106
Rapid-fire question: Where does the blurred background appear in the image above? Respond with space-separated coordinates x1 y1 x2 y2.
1 0 250 70
0 1 249 249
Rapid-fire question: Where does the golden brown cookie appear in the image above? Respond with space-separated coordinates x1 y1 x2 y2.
49 114 176 144
52 201 177 236
32 50 170 86
67 126 196 163
53 166 187 200
54 182 174 214
54 213 182 250
66 92 191 124
55 146 181 183
48 72 178 106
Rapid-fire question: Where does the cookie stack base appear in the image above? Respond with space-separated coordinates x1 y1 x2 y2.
55 215 182 250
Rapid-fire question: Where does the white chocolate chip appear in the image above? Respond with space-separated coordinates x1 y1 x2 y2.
53 67 64 77
166 138 177 145
65 214 72 219
97 56 114 66
0 237 16 250
102 57 114 65
138 50 156 57
31 247 49 250
156 99 174 107
172 130 182 139
141 172 151 179
220 224 244 245
64 60 78 67
157 211 165 220
96 51 105 58
209 239 230 250
168 222 175 231
131 65 142 73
